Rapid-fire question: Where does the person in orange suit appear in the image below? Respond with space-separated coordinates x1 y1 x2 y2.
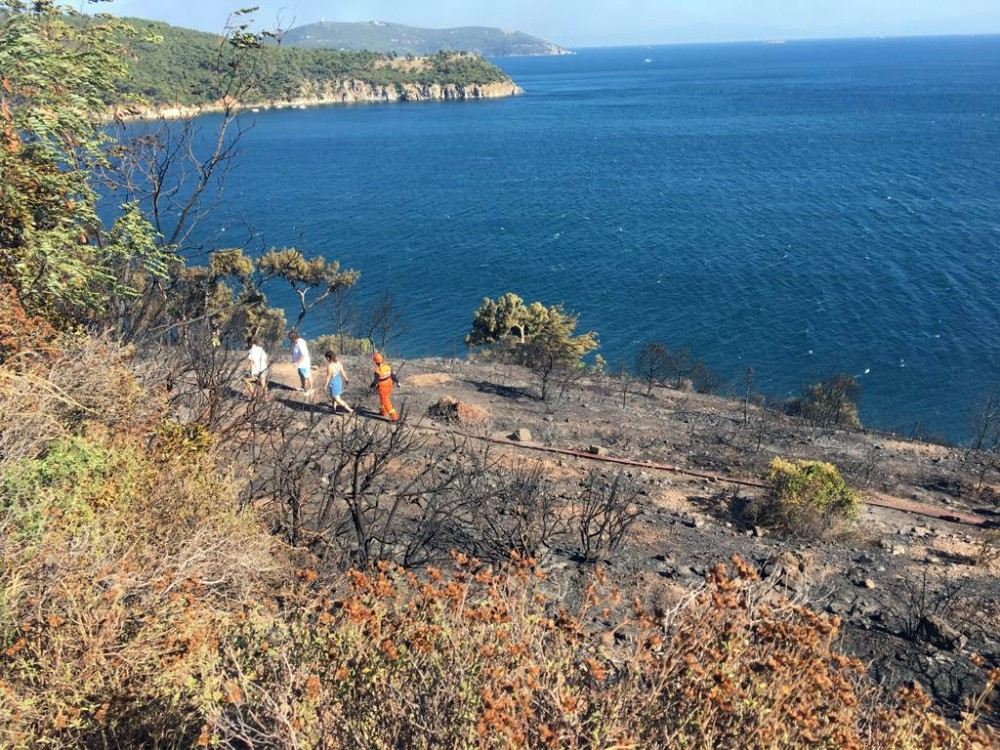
371 352 399 422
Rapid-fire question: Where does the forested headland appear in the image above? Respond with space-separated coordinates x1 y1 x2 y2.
119 17 513 106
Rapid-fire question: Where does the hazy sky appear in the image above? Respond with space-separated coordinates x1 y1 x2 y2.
86 0 1000 47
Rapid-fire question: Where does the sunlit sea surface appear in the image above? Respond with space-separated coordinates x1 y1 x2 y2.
185 37 1000 442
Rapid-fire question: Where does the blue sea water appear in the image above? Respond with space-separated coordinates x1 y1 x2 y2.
187 37 1000 442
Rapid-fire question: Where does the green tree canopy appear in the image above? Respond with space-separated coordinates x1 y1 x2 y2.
167 247 284 346
787 374 862 429
467 292 599 399
466 291 532 346
257 247 359 330
0 1 167 325
467 292 598 358
110 17 511 108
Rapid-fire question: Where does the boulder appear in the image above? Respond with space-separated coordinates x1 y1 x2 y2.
682 514 705 529
879 539 908 556
918 615 966 651
827 597 851 616
427 396 489 424
510 428 533 443
763 550 811 592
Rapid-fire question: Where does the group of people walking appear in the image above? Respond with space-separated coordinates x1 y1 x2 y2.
244 331 399 422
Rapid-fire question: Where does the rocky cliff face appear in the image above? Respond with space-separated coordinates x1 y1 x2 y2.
121 80 523 120
316 79 523 104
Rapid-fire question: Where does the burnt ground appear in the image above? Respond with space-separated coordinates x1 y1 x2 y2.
261 355 1000 721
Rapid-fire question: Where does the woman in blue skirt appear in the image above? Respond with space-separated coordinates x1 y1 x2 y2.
323 351 354 415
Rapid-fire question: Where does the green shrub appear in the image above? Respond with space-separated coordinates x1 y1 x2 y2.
466 292 599 400
313 333 373 358
0 419 275 747
785 374 862 429
753 457 861 536
156 420 215 457
0 438 112 542
0 5 169 325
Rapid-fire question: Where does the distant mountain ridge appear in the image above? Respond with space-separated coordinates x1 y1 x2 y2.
280 20 572 57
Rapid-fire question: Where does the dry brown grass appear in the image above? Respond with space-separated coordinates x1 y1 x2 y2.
0 283 59 366
1 341 997 749
0 338 155 470
205 555 998 749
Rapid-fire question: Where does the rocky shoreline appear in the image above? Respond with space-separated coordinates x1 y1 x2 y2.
117 80 523 121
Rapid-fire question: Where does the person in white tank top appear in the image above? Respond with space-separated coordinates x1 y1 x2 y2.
244 336 269 400
288 330 313 397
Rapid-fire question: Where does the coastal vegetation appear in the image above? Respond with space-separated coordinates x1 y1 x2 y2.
467 292 599 400
751 457 862 537
3 375 994 749
0 2 167 326
786 373 863 429
117 16 513 108
257 249 360 331
1 3 998 747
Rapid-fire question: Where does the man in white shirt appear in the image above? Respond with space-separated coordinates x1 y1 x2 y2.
244 336 269 400
289 330 313 395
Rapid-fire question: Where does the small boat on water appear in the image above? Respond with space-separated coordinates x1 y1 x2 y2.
251 107 260 113
644 58 653 63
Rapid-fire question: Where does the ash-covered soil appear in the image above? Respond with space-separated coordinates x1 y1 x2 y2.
264 355 1000 720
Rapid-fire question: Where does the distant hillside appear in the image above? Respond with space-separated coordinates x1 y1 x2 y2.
279 20 572 57
114 18 519 111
